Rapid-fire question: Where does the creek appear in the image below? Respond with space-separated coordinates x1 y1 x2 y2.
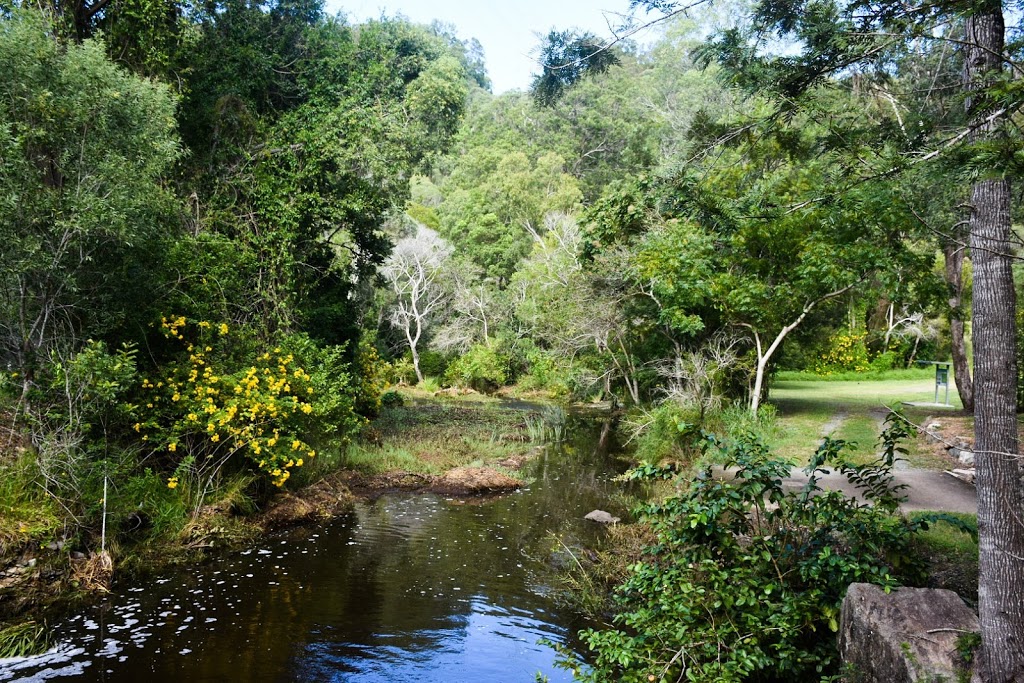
1 411 633 682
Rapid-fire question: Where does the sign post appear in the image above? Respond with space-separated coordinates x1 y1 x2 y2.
916 361 952 406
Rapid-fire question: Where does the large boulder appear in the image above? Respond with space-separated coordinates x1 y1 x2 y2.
839 583 979 683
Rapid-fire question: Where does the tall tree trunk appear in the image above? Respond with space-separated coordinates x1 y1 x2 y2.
944 233 974 412
964 6 1024 680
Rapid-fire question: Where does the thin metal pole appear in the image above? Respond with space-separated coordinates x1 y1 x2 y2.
101 475 107 553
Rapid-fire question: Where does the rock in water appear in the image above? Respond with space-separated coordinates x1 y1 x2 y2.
839 583 978 683
433 467 521 494
583 510 619 524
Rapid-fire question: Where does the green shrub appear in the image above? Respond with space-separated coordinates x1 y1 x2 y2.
516 344 571 395
869 350 900 371
380 390 404 408
444 343 509 392
353 337 387 418
389 357 417 385
716 401 779 444
629 401 700 465
556 415 928 682
417 350 449 379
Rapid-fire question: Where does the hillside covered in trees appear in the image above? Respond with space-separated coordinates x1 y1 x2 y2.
2 0 1024 680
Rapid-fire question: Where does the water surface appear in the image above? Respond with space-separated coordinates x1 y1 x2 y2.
1 413 629 682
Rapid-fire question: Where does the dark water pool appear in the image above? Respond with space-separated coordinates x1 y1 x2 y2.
1 415 631 682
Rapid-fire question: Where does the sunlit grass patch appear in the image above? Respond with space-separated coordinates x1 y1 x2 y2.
768 377 964 467
776 367 934 382
345 399 544 475
909 511 979 603
0 453 62 552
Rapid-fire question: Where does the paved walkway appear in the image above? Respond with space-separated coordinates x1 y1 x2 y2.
712 465 977 514
780 467 977 513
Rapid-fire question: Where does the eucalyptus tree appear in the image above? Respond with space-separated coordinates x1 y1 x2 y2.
513 212 653 403
381 227 453 383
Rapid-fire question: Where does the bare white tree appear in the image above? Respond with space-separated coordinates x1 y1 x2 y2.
658 334 742 422
431 261 506 353
515 212 646 404
380 226 452 383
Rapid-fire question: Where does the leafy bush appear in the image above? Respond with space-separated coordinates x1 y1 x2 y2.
281 333 364 453
629 401 700 465
380 390 404 408
715 401 780 444
816 331 871 375
353 337 387 418
869 350 900 372
514 342 572 395
417 350 449 379
136 317 356 491
389 357 417 385
557 415 929 682
444 342 509 392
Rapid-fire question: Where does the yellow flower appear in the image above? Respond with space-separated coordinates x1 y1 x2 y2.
168 443 177 452
167 477 178 489
211 434 220 443
133 423 141 432
219 323 229 335
295 459 303 467
291 440 301 450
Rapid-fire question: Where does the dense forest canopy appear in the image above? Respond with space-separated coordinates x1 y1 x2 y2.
3 0 1024 679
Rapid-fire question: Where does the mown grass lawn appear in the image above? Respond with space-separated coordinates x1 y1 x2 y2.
768 374 964 467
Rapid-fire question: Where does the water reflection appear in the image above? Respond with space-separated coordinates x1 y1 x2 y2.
1 413 630 683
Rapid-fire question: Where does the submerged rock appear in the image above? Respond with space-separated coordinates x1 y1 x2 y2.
583 510 620 525
839 582 978 683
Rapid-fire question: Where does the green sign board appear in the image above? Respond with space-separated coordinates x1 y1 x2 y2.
936 367 949 386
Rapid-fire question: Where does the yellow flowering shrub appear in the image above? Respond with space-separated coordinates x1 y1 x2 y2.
815 332 871 375
137 316 321 487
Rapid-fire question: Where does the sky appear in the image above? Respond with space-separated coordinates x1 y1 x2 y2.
326 0 647 94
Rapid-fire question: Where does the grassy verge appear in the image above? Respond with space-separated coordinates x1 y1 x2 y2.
768 376 963 468
909 511 979 604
